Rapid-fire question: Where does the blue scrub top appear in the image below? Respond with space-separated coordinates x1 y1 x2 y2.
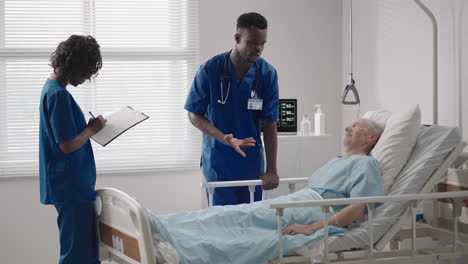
39 79 96 205
184 52 279 182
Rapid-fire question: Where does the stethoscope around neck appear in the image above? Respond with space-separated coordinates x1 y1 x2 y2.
218 50 261 104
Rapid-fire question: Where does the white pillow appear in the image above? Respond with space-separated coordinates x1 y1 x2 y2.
363 105 421 193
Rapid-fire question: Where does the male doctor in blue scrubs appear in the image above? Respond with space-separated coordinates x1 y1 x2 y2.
185 12 280 206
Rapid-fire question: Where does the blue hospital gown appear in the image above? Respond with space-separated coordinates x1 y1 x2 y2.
149 155 383 264
309 155 384 211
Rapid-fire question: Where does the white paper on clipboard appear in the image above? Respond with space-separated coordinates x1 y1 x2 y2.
91 106 149 147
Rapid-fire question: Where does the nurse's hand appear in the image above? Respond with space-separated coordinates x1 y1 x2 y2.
260 170 279 190
88 115 107 134
223 134 256 157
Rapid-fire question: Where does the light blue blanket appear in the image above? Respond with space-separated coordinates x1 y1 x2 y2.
149 188 346 264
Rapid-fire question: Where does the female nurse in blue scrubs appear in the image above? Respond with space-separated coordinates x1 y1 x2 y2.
39 35 106 263
185 12 280 206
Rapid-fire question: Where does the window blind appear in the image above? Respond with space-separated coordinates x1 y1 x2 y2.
0 0 201 177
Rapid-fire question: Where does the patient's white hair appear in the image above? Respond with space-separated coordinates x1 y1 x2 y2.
362 118 384 138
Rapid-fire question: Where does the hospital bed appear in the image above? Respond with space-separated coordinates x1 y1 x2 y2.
94 125 468 263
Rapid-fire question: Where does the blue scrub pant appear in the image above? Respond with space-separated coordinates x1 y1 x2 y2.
54 202 100 264
210 185 262 206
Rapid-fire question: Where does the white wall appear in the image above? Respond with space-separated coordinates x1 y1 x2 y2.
0 1 343 263
341 0 468 146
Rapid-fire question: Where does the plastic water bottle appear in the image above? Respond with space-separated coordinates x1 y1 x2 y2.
300 113 312 136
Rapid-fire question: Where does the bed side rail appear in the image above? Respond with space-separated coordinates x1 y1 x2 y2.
269 191 468 264
201 177 308 207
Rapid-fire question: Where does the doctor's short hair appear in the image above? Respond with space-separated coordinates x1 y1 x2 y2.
50 35 102 80
237 12 268 30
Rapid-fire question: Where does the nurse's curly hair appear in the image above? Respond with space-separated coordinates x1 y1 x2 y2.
50 35 102 80
237 12 268 30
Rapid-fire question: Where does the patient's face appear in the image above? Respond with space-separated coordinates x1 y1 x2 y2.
344 119 371 147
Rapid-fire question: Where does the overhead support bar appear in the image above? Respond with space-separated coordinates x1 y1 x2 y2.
414 0 438 125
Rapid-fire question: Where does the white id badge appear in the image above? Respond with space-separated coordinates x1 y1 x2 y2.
247 98 263 110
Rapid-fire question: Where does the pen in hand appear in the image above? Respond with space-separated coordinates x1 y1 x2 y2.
87 111 107 133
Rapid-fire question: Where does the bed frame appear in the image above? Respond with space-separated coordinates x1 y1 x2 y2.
95 141 468 264
95 188 156 264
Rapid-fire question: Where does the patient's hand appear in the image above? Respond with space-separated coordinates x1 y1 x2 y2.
223 134 256 157
260 170 279 190
282 223 320 236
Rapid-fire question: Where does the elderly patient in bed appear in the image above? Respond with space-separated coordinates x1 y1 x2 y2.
148 118 384 264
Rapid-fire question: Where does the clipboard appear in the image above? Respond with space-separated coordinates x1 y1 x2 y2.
91 106 149 147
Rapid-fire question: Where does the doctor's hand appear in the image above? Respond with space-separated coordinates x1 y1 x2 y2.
282 223 320 236
260 169 279 190
223 134 256 157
